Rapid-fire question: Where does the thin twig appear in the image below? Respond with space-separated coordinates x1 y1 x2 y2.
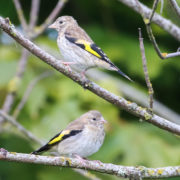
118 0 180 41
0 110 42 145
145 25 165 59
0 49 29 124
29 0 41 31
160 0 164 14
12 0 28 31
1 0 41 124
135 0 165 59
0 149 180 179
147 0 180 59
146 0 166 59
1 17 180 135
0 0 41 124
169 0 180 19
0 0 66 124
149 0 159 23
33 0 67 38
120 0 180 59
13 71 53 119
138 28 154 112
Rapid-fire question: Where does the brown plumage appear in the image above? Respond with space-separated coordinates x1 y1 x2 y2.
49 16 132 81
32 110 107 158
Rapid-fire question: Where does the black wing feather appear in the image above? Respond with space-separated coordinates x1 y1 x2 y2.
90 43 114 65
32 130 82 154
65 36 113 64
65 36 133 81
65 36 85 49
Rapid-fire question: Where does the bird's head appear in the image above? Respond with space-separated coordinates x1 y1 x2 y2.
82 110 107 127
48 16 77 32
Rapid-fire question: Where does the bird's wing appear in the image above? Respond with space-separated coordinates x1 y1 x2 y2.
32 129 82 154
65 36 114 66
65 26 133 81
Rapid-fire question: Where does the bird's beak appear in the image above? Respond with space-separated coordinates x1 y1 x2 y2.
101 118 107 124
48 23 56 29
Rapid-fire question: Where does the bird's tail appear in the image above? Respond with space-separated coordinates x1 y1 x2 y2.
31 144 50 155
109 63 133 81
117 69 133 82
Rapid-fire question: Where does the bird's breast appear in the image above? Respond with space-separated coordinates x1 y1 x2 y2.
57 124 105 157
57 36 97 71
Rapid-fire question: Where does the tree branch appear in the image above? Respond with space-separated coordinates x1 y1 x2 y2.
1 109 179 179
0 109 101 180
1 2 97 179
0 0 66 125
0 149 180 179
139 28 154 112
0 16 180 135
169 0 180 19
160 0 164 14
13 71 53 119
0 110 42 145
149 0 159 23
12 0 28 31
29 0 40 32
0 49 29 124
44 46 180 124
118 0 180 42
135 0 180 59
33 0 67 38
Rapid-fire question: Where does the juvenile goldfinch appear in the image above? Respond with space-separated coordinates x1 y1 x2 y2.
49 16 132 81
32 110 106 158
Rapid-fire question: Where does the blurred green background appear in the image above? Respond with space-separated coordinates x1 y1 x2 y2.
0 0 180 180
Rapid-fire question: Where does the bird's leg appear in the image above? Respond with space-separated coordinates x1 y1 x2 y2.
80 70 89 89
73 154 87 166
73 153 87 160
61 61 77 65
81 67 92 80
93 159 103 165
80 69 93 90
61 61 76 72
80 70 86 80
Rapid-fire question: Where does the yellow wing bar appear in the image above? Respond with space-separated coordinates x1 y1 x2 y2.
48 130 70 145
65 36 110 62
32 129 82 154
75 39 101 58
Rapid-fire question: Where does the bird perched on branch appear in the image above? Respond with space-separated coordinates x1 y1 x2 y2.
32 110 106 158
48 16 132 81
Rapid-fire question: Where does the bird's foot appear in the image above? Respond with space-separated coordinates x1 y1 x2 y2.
73 154 87 167
80 71 91 90
93 159 103 165
80 71 86 80
62 61 77 65
62 62 76 72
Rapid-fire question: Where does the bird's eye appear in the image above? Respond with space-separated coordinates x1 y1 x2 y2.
59 21 63 24
92 118 96 121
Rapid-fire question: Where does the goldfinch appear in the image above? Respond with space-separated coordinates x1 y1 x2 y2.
32 110 106 157
48 16 132 81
